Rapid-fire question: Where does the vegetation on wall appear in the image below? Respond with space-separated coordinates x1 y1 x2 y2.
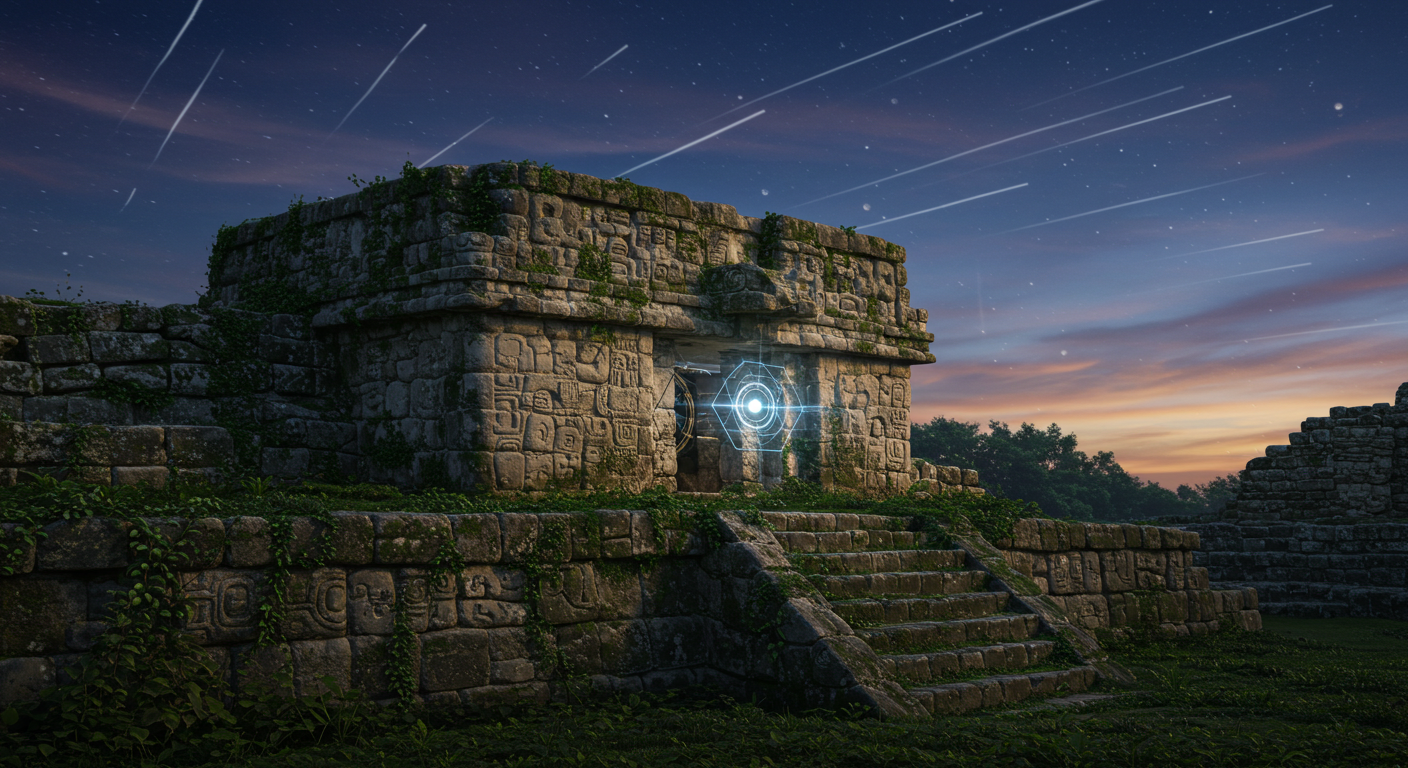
911 417 1241 522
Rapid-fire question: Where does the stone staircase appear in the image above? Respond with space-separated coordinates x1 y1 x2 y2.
762 511 1099 714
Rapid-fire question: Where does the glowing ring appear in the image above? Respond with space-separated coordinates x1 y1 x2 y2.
734 381 778 431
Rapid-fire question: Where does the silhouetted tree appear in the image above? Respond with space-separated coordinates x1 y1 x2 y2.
910 417 1236 521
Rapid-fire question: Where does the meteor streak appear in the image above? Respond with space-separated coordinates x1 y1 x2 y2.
149 49 223 169
794 86 1181 208
419 117 494 168
880 0 1107 88
1158 262 1311 292
582 44 629 79
1244 319 1408 342
921 94 1228 187
119 188 136 212
856 183 1028 230
615 110 765 178
1001 175 1262 234
710 12 981 121
331 23 427 137
118 0 203 127
1152 229 1325 261
1023 5 1333 110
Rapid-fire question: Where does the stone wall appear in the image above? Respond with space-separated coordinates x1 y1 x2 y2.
0 297 341 485
200 163 933 492
1187 382 1408 621
995 519 1262 636
2 163 938 493
1183 521 1408 621
0 510 909 713
1223 383 1408 522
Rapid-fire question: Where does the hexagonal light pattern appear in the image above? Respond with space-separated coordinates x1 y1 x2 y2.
710 361 800 452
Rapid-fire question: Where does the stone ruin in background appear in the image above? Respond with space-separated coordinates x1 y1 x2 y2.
1183 383 1408 621
0 162 948 493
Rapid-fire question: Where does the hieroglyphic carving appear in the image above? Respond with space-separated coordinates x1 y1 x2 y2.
282 567 348 640
398 568 457 633
183 570 261 644
349 569 396 635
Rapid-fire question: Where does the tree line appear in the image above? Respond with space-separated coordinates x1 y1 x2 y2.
910 417 1240 522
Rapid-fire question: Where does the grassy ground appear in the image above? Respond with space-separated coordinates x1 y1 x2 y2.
81 616 1391 768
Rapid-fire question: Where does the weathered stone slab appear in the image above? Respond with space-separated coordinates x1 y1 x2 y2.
37 517 129 570
168 426 233 468
450 513 501 563
0 578 86 655
420 628 490 692
373 513 452 564
89 332 168 363
0 657 55 706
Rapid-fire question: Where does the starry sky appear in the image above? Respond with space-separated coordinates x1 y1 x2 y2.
3 0 1406 489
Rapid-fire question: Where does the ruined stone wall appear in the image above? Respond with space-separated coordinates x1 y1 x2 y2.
1182 521 1408 621
995 519 1262 636
1185 383 1408 621
1223 383 1408 522
0 297 341 485
0 510 910 714
3 164 941 492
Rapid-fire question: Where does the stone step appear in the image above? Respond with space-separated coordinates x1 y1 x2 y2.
879 640 1057 686
832 592 1010 626
760 511 908 533
910 666 1099 714
857 613 1042 654
789 549 967 576
810 570 989 600
772 529 929 554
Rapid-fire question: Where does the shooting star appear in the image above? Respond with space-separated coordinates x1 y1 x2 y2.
616 109 765 178
149 48 223 169
419 117 494 168
331 23 427 137
1151 262 1311 293
1023 4 1333 110
857 183 1028 230
1001 174 1262 234
1245 319 1408 342
119 188 137 212
118 0 203 127
918 94 1229 188
879 0 1107 88
794 85 1182 208
1152 229 1325 261
582 44 629 79
710 12 982 121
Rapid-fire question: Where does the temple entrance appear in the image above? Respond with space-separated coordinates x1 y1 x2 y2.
672 367 722 492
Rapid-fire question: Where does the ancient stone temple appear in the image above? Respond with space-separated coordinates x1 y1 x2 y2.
0 162 935 493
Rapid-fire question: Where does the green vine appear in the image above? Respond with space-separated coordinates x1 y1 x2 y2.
755 212 784 270
575 242 612 283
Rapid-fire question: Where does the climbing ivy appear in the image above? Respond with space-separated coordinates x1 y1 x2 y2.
755 212 785 270
575 242 612 282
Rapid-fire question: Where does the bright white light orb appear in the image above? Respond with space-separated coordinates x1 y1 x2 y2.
748 399 762 414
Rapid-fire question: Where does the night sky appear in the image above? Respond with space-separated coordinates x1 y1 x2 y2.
3 0 1406 489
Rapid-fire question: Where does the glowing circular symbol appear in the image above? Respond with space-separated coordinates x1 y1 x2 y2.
710 361 801 453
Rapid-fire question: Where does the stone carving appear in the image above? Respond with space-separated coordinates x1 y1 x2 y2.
183 570 261 644
283 568 348 640
349 569 397 635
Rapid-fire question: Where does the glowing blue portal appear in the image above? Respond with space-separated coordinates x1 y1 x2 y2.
710 361 801 452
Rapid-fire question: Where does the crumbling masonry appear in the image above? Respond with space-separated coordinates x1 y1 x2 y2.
1 162 938 493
